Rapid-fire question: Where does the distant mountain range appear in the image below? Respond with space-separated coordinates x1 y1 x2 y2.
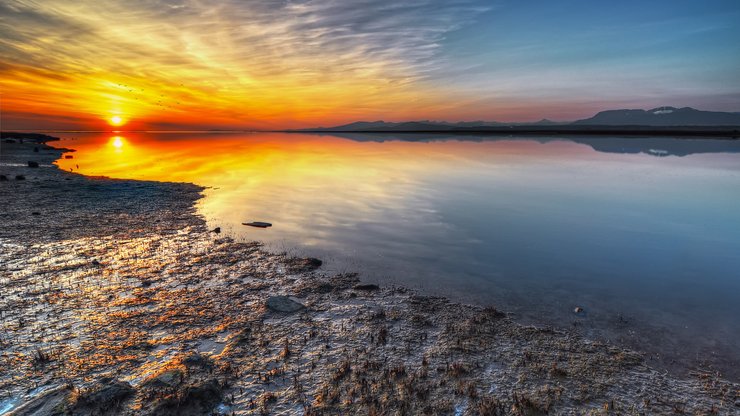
300 118 565 132
298 107 740 132
573 107 740 126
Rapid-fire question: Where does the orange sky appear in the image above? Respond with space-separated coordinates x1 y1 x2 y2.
0 1 478 131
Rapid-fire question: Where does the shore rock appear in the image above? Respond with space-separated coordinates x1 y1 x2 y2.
6 386 71 416
138 354 222 416
242 221 271 228
150 379 222 416
354 283 380 291
71 379 134 413
266 295 305 313
285 257 322 272
142 369 184 389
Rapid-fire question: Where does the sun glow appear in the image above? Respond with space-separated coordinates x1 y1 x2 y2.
109 115 124 126
111 136 124 148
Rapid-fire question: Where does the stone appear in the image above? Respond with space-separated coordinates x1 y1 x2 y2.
0 175 7 181
574 306 585 314
182 352 212 368
354 284 380 291
15 175 25 180
305 257 322 268
151 379 222 416
266 295 305 313
313 282 335 294
143 369 184 388
27 161 39 168
4 385 71 416
72 379 134 411
242 221 272 228
212 227 221 233
285 257 323 272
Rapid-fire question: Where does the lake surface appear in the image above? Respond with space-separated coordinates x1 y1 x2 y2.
52 132 740 379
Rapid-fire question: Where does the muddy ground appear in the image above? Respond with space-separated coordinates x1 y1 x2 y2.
0 136 738 415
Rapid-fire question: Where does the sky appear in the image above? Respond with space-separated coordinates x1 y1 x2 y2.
1 0 739 130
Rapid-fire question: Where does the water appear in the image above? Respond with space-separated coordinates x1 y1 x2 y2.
51 132 740 377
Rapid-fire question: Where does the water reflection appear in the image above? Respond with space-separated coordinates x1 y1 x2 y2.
111 136 125 149
326 132 740 157
52 132 740 377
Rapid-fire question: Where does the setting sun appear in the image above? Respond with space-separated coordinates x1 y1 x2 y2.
109 115 124 126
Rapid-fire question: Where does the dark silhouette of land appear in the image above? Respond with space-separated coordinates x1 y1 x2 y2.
574 106 740 126
297 125 739 137
294 107 740 137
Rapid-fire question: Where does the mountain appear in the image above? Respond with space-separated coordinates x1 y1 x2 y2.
308 121 454 131
573 107 740 126
322 121 396 130
297 107 740 132
302 119 564 132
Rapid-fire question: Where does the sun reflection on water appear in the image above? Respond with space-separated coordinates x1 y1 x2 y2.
111 136 125 149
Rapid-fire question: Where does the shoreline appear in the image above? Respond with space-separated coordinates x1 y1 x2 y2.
289 126 740 138
1 134 738 414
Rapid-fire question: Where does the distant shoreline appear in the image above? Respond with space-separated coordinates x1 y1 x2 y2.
292 126 740 138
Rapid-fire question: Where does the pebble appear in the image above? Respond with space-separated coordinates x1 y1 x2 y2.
354 284 380 291
243 221 272 228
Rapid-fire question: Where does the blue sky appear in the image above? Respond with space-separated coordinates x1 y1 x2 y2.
428 0 740 119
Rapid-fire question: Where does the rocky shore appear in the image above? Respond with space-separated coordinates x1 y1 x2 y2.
1 135 737 415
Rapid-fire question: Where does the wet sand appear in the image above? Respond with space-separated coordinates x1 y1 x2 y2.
1 136 738 415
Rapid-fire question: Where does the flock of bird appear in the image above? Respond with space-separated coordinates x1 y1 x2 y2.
114 83 184 110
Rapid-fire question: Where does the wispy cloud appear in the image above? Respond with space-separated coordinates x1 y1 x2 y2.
0 0 487 128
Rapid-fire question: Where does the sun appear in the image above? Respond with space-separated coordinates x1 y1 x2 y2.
109 115 125 126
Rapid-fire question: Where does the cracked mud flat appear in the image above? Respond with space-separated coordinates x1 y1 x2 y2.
1 136 738 415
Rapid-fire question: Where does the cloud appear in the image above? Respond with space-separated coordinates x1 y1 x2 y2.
0 0 490 128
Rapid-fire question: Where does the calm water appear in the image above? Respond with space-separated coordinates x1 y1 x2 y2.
52 132 740 378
